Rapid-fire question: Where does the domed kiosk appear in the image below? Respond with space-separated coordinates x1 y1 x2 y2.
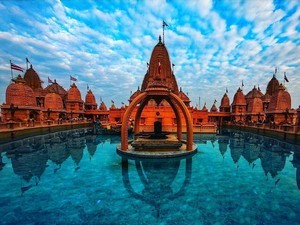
117 36 197 158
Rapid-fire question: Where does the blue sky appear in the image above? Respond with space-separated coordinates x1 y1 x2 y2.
0 0 299 109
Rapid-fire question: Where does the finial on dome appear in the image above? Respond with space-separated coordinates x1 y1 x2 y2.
158 35 162 43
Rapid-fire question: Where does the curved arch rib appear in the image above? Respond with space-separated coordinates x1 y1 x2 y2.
121 92 147 150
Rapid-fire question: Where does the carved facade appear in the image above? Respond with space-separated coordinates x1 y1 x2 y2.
0 52 298 128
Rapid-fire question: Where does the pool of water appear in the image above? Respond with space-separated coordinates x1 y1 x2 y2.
0 128 299 225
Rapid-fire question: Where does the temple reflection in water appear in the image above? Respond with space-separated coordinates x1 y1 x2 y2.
121 156 193 217
0 128 299 197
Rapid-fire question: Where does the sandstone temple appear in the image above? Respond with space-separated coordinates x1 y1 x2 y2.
1 38 300 132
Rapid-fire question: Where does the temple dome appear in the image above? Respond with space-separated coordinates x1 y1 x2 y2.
220 93 230 107
266 75 279 96
85 90 96 105
232 88 246 105
45 80 67 97
178 88 190 105
110 102 116 110
245 86 263 113
44 93 63 110
129 87 141 102
246 86 263 99
247 97 263 113
99 102 107 111
262 93 272 102
24 65 42 90
141 36 179 93
6 75 36 106
268 84 291 111
210 104 218 112
67 83 83 102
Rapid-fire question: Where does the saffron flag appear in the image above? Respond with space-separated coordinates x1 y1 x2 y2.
163 21 168 27
48 77 53 84
284 72 289 82
11 62 24 72
70 75 77 81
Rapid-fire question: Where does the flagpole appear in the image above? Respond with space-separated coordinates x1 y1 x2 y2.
10 60 13 81
163 22 165 44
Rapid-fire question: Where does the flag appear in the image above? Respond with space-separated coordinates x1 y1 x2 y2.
284 72 289 82
48 77 53 84
26 57 31 64
111 100 114 104
214 99 217 104
10 62 24 72
163 21 168 27
70 75 77 81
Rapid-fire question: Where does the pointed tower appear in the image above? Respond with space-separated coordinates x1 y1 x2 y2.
231 88 246 122
120 36 194 151
220 92 230 112
141 35 179 94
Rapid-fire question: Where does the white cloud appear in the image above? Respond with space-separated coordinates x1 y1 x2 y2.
186 0 212 17
0 0 299 109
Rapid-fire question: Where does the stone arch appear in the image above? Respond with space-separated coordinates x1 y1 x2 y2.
169 92 193 150
164 97 182 141
134 97 151 136
133 96 183 140
121 91 193 151
121 92 147 150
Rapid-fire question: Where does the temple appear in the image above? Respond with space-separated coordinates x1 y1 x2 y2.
0 39 299 135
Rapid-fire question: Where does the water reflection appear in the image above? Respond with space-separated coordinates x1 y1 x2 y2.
292 150 300 189
226 131 292 180
0 128 299 196
121 156 193 218
0 128 104 194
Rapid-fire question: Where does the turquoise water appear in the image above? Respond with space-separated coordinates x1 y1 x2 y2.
0 128 299 225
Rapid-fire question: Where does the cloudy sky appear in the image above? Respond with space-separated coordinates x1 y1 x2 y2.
0 0 299 109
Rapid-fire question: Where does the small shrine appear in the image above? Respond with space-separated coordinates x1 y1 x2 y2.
117 36 197 158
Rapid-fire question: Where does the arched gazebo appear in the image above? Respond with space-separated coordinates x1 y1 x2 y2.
120 36 194 152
